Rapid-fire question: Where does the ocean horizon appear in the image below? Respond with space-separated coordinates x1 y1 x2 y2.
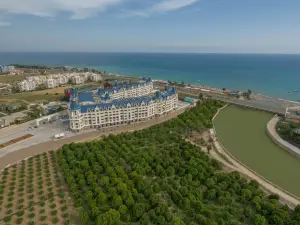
1 52 300 101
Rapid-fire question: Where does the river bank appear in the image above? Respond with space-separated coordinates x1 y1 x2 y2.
213 105 300 197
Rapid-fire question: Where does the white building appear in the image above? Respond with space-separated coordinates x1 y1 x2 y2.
45 79 58 89
90 73 102 82
71 75 84 84
98 78 153 100
56 75 69 85
18 80 37 92
68 86 178 132
285 106 300 120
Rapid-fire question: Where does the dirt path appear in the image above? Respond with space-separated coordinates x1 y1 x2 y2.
0 111 182 171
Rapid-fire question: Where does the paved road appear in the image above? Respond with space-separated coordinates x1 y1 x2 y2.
155 83 292 115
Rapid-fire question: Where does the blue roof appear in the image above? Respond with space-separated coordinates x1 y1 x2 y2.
80 96 153 113
78 92 94 103
69 81 176 113
97 78 152 97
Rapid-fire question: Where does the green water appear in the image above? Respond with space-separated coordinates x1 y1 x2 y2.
214 105 300 197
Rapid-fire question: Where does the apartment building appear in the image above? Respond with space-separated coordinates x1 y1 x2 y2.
68 86 178 131
98 77 153 100
45 79 58 89
18 80 37 91
0 65 15 73
90 73 102 82
71 75 84 84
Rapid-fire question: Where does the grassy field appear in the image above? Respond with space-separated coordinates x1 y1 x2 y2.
0 92 64 102
214 105 300 197
0 152 76 225
0 75 26 83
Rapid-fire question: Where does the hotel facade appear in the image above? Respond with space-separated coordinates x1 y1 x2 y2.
98 78 154 100
68 79 178 131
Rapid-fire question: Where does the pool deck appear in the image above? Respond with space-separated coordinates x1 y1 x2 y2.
267 116 300 159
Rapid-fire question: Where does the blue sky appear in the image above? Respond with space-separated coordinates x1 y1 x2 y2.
0 0 300 53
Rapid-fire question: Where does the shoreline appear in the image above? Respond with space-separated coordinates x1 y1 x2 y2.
107 73 300 105
211 105 300 208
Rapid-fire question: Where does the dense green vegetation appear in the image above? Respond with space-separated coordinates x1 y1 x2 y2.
276 120 300 148
57 100 300 225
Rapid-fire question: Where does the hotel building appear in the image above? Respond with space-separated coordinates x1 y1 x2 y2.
98 77 154 100
68 84 178 132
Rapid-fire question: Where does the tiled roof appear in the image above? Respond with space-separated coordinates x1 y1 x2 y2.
97 77 152 96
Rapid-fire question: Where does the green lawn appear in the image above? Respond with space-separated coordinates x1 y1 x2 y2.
214 105 300 197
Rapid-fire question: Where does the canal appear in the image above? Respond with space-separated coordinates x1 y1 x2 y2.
214 105 300 197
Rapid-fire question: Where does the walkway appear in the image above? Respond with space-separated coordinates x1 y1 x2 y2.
210 128 300 208
267 116 300 157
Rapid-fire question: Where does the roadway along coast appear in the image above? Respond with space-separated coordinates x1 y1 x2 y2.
154 82 293 115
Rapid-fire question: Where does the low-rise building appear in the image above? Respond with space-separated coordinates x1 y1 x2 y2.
0 65 15 73
285 106 300 120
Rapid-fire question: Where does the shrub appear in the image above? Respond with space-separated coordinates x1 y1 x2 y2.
62 212 69 218
16 210 24 217
61 205 68 212
40 215 47 221
51 209 58 216
16 217 23 224
27 221 35 225
52 217 59 224
28 201 35 207
64 219 70 225
6 203 13 208
28 194 34 199
50 203 56 209
8 197 14 202
39 208 46 214
17 204 24 210
3 215 12 222
28 213 35 219
39 202 45 207
6 209 13 214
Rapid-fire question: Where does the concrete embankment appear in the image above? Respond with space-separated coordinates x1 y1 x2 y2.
266 116 300 159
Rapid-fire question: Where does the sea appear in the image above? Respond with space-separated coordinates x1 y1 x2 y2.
0 52 300 101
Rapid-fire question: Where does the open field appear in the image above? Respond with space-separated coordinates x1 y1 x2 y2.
214 105 300 197
0 151 76 225
0 92 64 102
0 75 26 83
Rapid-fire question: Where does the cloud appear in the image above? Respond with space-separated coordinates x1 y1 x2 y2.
0 0 199 23
0 0 124 19
0 21 11 26
123 0 199 17
152 0 199 13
